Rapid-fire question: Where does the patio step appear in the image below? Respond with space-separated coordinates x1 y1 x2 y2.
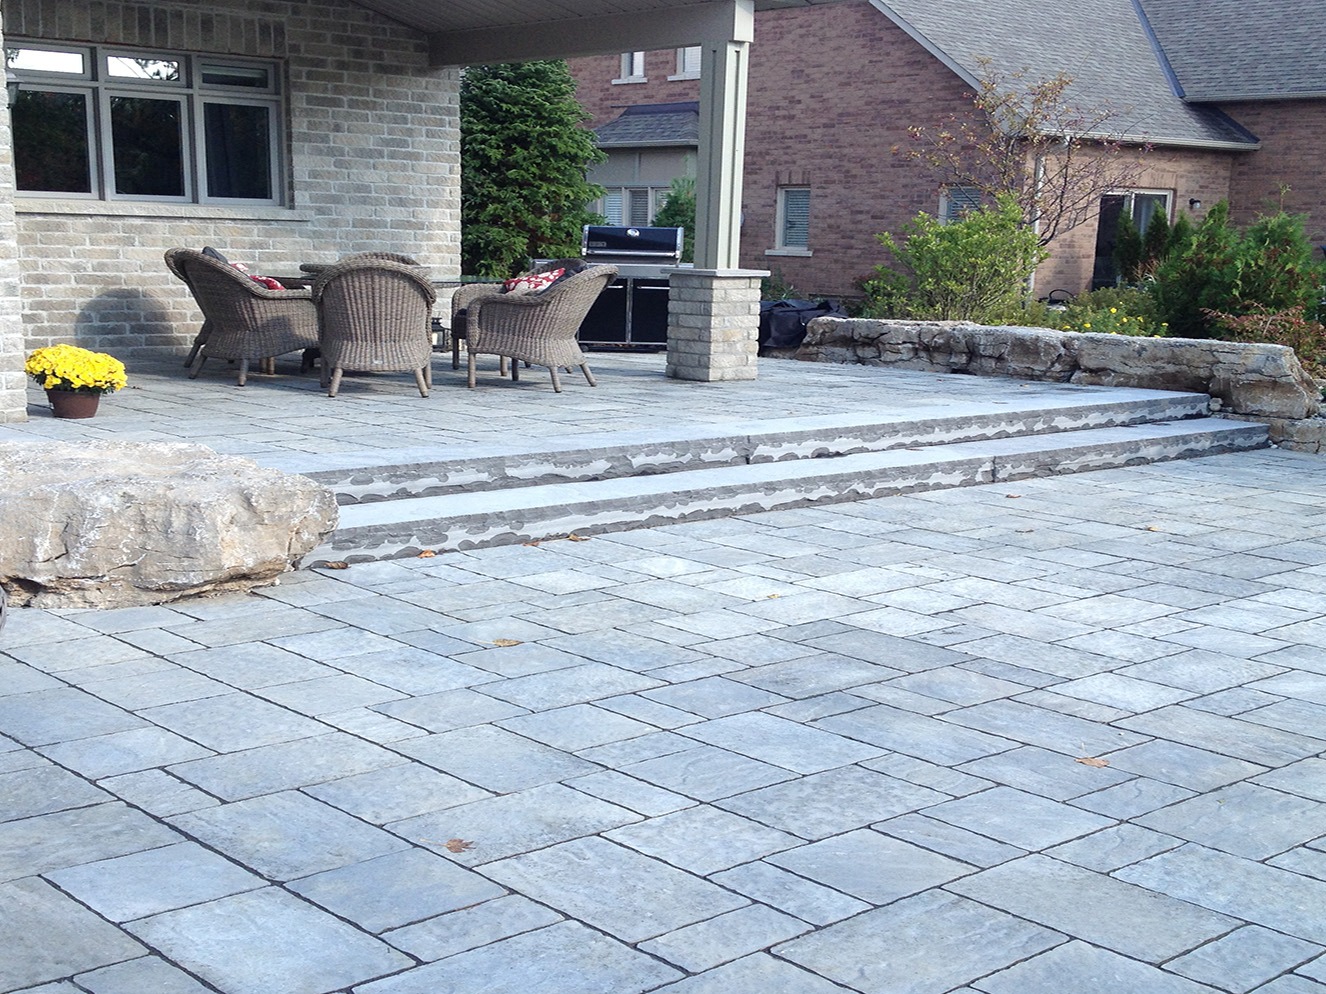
304 415 1268 563
290 392 1215 506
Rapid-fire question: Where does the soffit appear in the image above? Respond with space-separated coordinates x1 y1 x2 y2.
352 0 842 34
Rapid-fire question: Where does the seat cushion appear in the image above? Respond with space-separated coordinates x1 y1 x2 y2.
503 268 563 295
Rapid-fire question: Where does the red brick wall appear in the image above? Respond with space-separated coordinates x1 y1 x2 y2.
1222 99 1326 246
570 51 701 129
740 2 981 296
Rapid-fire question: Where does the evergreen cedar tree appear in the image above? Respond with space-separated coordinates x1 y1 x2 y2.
460 60 606 278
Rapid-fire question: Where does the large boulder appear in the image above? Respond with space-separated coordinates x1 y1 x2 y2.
801 319 1321 420
0 441 338 608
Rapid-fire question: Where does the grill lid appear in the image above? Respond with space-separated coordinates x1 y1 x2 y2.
582 225 684 262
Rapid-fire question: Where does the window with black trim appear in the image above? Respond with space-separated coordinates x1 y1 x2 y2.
6 42 284 205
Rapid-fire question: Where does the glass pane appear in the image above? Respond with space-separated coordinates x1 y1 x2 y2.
781 188 810 247
1132 193 1169 235
201 63 270 88
11 90 92 193
107 56 180 81
204 102 272 200
603 191 623 226
110 95 184 197
6 48 85 74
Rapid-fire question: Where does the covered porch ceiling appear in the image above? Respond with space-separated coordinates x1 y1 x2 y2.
349 0 848 65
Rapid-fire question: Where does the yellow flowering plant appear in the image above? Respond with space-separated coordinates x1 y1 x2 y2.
25 344 128 394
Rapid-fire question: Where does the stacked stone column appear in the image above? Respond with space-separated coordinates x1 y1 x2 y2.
0 6 28 423
665 268 763 382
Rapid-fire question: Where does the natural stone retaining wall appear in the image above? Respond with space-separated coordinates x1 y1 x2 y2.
799 319 1322 424
0 441 339 608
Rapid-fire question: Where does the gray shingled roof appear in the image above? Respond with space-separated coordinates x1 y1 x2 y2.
594 102 700 147
873 0 1258 148
1138 0 1326 101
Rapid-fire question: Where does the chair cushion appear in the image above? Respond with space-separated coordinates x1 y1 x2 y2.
503 268 563 295
228 261 285 290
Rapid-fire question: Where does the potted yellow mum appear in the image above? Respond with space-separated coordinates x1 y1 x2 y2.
25 344 128 419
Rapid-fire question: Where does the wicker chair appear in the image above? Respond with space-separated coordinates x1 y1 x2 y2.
311 258 437 398
166 248 319 386
461 265 617 392
299 252 428 276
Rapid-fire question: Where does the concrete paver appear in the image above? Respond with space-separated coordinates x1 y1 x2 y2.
4 356 1326 992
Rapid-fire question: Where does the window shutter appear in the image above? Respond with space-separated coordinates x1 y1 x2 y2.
781 188 810 248
628 189 651 226
603 191 624 226
942 187 982 223
679 46 701 75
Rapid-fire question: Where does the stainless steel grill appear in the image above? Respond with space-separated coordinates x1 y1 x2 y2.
578 225 686 349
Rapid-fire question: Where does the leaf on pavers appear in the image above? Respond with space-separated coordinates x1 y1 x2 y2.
445 838 476 853
1076 756 1111 768
1005 494 1022 499
1016 528 1035 533
523 540 542 547
767 594 781 599
567 533 590 542
319 561 351 570
491 638 523 647
417 549 437 558
1146 525 1162 532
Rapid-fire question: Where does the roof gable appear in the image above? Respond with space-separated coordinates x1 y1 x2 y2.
871 0 1258 148
1137 0 1326 101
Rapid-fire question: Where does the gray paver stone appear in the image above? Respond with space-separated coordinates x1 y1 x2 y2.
606 805 801 875
948 854 1239 962
972 940 1221 994
923 786 1114 851
1136 782 1326 859
1166 925 1324 993
382 895 563 962
776 889 1063 994
127 887 410 994
639 904 810 972
0 877 145 992
481 837 748 943
769 828 971 904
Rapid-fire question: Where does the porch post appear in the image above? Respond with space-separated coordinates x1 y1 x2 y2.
0 3 27 422
666 0 765 382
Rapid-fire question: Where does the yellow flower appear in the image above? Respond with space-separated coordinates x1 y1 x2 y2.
25 344 127 394
1109 307 1117 314
1083 322 1091 329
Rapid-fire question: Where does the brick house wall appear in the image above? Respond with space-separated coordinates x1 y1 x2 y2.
1222 98 1326 247
570 2 1284 302
4 0 460 362
574 50 701 129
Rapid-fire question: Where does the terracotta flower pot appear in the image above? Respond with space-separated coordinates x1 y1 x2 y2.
46 389 100 419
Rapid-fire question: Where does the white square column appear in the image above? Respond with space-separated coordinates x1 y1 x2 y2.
0 8 28 423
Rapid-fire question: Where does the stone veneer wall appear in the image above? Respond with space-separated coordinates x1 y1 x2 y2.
798 318 1325 448
666 270 761 382
3 0 460 364
0 8 25 422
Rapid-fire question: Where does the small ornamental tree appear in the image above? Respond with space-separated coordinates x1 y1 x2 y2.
871 193 1049 322
460 60 606 278
895 59 1145 247
651 176 696 263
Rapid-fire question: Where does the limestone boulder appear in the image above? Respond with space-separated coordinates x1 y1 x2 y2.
800 319 1321 420
0 441 339 608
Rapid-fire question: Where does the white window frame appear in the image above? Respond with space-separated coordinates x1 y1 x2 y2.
7 41 285 207
597 186 670 226
669 46 702 80
613 52 647 84
1116 189 1173 233
940 186 982 223
767 186 812 256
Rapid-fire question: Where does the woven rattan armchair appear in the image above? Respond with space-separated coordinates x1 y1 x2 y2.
299 252 428 277
461 265 616 392
312 258 437 398
166 248 319 386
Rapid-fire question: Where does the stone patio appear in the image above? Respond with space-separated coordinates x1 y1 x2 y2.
2 353 1325 993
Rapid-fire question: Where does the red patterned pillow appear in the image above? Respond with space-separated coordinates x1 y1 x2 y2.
229 262 284 291
502 268 563 295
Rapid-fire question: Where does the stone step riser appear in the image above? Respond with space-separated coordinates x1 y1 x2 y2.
307 394 1213 506
307 419 1267 564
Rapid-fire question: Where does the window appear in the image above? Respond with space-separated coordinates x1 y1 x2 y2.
7 43 284 205
940 186 982 223
775 186 811 251
614 52 646 84
670 47 702 80
599 186 669 226
1092 189 1173 287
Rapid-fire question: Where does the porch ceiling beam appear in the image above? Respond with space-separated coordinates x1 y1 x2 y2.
429 2 754 67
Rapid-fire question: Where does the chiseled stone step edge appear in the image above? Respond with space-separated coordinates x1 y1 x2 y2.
306 418 1265 563
295 393 1214 505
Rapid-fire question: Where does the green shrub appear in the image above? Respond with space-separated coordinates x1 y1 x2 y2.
1206 307 1326 379
651 176 695 263
870 193 1049 323
1113 211 1142 284
1149 201 1325 338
